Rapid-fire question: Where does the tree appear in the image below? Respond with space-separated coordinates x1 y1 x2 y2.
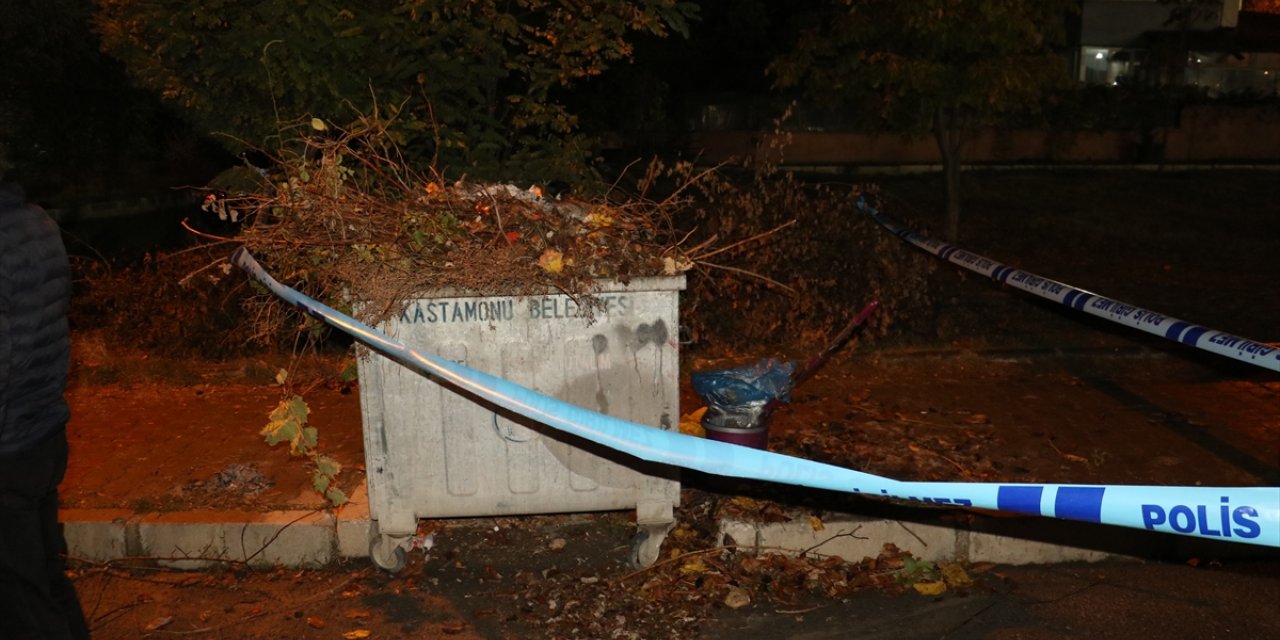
567 0 802 168
93 0 696 183
1 0 220 198
769 0 1075 241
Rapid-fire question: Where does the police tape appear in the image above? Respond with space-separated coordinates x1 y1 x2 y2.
231 248 1280 548
856 199 1280 373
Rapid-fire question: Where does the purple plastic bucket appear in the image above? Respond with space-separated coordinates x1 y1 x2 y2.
702 410 773 450
703 423 769 449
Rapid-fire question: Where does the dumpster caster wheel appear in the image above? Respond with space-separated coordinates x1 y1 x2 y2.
370 536 409 573
629 527 668 569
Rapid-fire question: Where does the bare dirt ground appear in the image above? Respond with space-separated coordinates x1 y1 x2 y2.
62 351 1279 514
62 374 365 513
62 350 1280 639
60 170 1279 638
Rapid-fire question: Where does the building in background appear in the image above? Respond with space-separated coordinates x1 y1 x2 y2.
1078 0 1279 95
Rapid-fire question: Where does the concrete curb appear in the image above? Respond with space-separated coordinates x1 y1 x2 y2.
717 516 1112 566
63 483 376 569
62 489 1280 570
64 502 1280 571
717 510 1280 566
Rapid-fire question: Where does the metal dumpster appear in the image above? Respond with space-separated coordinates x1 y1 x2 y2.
356 277 684 571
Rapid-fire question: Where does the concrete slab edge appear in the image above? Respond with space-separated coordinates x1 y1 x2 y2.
61 482 376 569
61 483 1280 569
717 513 1280 566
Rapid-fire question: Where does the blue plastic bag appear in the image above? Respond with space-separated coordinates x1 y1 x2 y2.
691 358 797 431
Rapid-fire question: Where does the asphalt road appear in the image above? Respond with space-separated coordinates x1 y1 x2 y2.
703 559 1280 639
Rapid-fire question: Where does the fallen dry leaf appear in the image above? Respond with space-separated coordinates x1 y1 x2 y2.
584 209 614 227
144 616 173 631
679 561 708 575
912 580 947 596
670 525 698 541
723 586 751 609
679 407 707 437
306 616 326 629
537 249 564 273
343 630 372 639
662 254 694 275
808 515 825 532
968 562 998 574
940 563 973 588
847 389 872 403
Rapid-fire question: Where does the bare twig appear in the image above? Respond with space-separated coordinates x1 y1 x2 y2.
152 573 364 636
672 229 716 257
896 522 928 549
90 597 149 628
688 219 796 262
615 543 842 584
799 526 865 557
606 157 645 197
176 256 230 287
943 600 1000 636
776 604 827 615
909 444 972 478
695 260 798 294
179 218 239 243
240 509 327 566
84 563 117 626
69 554 251 572
159 241 237 259
657 161 729 208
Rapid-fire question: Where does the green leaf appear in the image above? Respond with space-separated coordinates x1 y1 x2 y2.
339 359 359 383
285 395 310 421
325 487 348 506
95 0 694 179
296 426 319 455
262 418 298 447
312 468 331 494
262 396 309 447
314 454 342 478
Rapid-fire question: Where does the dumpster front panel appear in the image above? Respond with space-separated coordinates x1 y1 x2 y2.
356 278 684 536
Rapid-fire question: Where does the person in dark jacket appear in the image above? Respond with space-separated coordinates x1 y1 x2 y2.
0 173 90 639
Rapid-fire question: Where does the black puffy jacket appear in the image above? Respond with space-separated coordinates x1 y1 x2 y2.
0 181 71 458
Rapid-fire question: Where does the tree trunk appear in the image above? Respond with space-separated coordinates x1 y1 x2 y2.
932 108 965 242
942 154 962 242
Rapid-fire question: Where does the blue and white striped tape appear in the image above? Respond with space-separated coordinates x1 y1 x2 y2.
856 198 1280 372
232 248 1280 548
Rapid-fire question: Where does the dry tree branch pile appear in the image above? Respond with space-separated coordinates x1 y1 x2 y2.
192 122 934 355
670 170 937 351
227 126 697 335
